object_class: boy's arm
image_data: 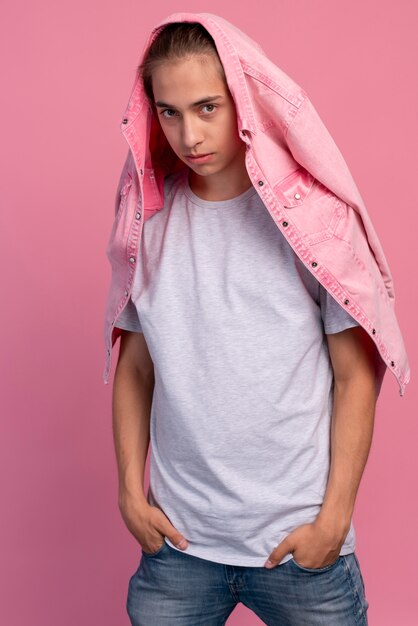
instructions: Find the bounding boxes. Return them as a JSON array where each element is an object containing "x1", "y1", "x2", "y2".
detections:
[
  {"x1": 112, "y1": 329, "x2": 155, "y2": 511},
  {"x1": 265, "y1": 325, "x2": 378, "y2": 568},
  {"x1": 112, "y1": 329, "x2": 190, "y2": 552},
  {"x1": 316, "y1": 325, "x2": 378, "y2": 533}
]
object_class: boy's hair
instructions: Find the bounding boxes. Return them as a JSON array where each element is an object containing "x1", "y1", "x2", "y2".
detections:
[{"x1": 138, "y1": 22, "x2": 227, "y2": 109}]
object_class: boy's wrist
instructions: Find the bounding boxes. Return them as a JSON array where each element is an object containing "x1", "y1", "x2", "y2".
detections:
[
  {"x1": 315, "y1": 508, "x2": 352, "y2": 540},
  {"x1": 118, "y1": 482, "x2": 148, "y2": 509}
]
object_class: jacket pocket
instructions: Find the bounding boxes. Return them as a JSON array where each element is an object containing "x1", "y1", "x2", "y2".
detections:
[
  {"x1": 274, "y1": 167, "x2": 345, "y2": 245},
  {"x1": 106, "y1": 171, "x2": 138, "y2": 267},
  {"x1": 114, "y1": 172, "x2": 133, "y2": 221}
]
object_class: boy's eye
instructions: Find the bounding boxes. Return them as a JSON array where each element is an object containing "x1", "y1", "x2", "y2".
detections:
[
  {"x1": 161, "y1": 109, "x2": 176, "y2": 118},
  {"x1": 160, "y1": 104, "x2": 217, "y2": 119}
]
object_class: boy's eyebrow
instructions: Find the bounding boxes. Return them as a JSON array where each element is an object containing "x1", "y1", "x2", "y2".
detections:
[{"x1": 154, "y1": 95, "x2": 224, "y2": 109}]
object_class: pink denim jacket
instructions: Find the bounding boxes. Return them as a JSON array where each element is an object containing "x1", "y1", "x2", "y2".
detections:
[{"x1": 103, "y1": 12, "x2": 410, "y2": 396}]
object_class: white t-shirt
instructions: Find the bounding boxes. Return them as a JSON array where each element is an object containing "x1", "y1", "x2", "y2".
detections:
[{"x1": 115, "y1": 167, "x2": 360, "y2": 566}]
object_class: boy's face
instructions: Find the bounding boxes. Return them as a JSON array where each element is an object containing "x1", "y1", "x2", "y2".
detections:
[{"x1": 152, "y1": 54, "x2": 246, "y2": 183}]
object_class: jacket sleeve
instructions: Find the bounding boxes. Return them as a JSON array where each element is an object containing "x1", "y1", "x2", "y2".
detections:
[{"x1": 285, "y1": 93, "x2": 395, "y2": 302}]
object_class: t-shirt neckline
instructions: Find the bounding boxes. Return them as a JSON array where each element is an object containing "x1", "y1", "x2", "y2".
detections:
[{"x1": 181, "y1": 168, "x2": 257, "y2": 209}]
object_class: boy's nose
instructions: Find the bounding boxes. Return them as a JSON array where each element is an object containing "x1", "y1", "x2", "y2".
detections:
[{"x1": 181, "y1": 118, "x2": 204, "y2": 149}]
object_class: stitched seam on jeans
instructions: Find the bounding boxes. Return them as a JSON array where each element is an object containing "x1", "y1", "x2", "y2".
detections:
[
  {"x1": 352, "y1": 554, "x2": 365, "y2": 593},
  {"x1": 342, "y1": 557, "x2": 366, "y2": 624}
]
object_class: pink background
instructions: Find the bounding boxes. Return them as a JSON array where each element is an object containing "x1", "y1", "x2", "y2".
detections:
[{"x1": 1, "y1": 1, "x2": 417, "y2": 624}]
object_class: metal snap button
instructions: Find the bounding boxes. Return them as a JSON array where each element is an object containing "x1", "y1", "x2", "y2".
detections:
[
  {"x1": 344, "y1": 299, "x2": 350, "y2": 305},
  {"x1": 129, "y1": 256, "x2": 136, "y2": 263},
  {"x1": 258, "y1": 180, "x2": 264, "y2": 186},
  {"x1": 135, "y1": 212, "x2": 141, "y2": 220},
  {"x1": 311, "y1": 261, "x2": 317, "y2": 267},
  {"x1": 282, "y1": 221, "x2": 288, "y2": 227},
  {"x1": 294, "y1": 193, "x2": 301, "y2": 200}
]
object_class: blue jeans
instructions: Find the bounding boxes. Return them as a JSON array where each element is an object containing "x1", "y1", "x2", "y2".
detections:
[{"x1": 126, "y1": 542, "x2": 369, "y2": 625}]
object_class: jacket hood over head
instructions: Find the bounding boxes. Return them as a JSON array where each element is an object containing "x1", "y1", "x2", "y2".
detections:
[
  {"x1": 119, "y1": 13, "x2": 394, "y2": 296},
  {"x1": 106, "y1": 12, "x2": 410, "y2": 396}
]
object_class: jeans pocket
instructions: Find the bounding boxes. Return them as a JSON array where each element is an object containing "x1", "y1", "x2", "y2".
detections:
[
  {"x1": 141, "y1": 540, "x2": 168, "y2": 558},
  {"x1": 290, "y1": 556, "x2": 341, "y2": 573}
]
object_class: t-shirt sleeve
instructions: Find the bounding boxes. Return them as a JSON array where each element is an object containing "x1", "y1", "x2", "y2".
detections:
[
  {"x1": 319, "y1": 285, "x2": 360, "y2": 334},
  {"x1": 114, "y1": 297, "x2": 143, "y2": 333}
]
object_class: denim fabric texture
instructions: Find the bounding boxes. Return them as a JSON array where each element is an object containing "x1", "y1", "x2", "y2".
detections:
[{"x1": 127, "y1": 542, "x2": 369, "y2": 625}]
